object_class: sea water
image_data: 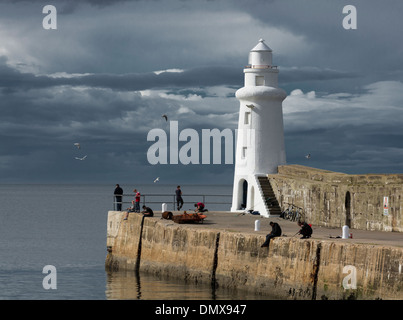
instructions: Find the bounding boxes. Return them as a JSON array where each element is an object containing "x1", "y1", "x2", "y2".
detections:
[{"x1": 0, "y1": 184, "x2": 270, "y2": 300}]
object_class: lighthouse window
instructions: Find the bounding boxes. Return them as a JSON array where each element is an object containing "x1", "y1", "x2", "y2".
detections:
[
  {"x1": 244, "y1": 112, "x2": 250, "y2": 125},
  {"x1": 255, "y1": 76, "x2": 264, "y2": 86},
  {"x1": 242, "y1": 147, "x2": 247, "y2": 159}
]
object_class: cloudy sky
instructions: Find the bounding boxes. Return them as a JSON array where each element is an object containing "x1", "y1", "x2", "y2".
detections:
[{"x1": 1, "y1": 0, "x2": 403, "y2": 185}]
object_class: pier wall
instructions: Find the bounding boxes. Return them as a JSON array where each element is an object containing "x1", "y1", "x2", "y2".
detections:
[
  {"x1": 105, "y1": 211, "x2": 403, "y2": 300},
  {"x1": 268, "y1": 165, "x2": 403, "y2": 232}
]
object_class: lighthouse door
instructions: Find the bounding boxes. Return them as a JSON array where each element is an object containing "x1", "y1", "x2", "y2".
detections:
[
  {"x1": 345, "y1": 191, "x2": 351, "y2": 227},
  {"x1": 242, "y1": 180, "x2": 248, "y2": 209}
]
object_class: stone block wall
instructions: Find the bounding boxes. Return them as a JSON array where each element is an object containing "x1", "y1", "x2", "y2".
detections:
[
  {"x1": 105, "y1": 211, "x2": 403, "y2": 299},
  {"x1": 268, "y1": 165, "x2": 403, "y2": 232}
]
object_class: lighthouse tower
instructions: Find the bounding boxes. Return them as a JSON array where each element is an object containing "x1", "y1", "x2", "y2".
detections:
[{"x1": 231, "y1": 39, "x2": 287, "y2": 217}]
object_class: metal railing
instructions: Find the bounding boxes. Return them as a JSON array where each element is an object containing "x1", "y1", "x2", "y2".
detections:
[{"x1": 113, "y1": 193, "x2": 232, "y2": 211}]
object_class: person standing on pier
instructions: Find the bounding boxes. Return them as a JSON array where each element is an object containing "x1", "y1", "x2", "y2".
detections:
[
  {"x1": 133, "y1": 189, "x2": 141, "y2": 213},
  {"x1": 176, "y1": 186, "x2": 184, "y2": 211},
  {"x1": 114, "y1": 184, "x2": 123, "y2": 211}
]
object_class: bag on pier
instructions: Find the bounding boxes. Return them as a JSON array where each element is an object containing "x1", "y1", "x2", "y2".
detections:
[
  {"x1": 172, "y1": 212, "x2": 206, "y2": 224},
  {"x1": 162, "y1": 211, "x2": 173, "y2": 220}
]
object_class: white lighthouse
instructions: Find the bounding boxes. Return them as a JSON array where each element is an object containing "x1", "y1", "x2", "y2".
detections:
[{"x1": 231, "y1": 39, "x2": 287, "y2": 217}]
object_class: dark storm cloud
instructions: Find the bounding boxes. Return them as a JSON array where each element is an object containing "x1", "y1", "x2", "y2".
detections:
[
  {"x1": 76, "y1": 67, "x2": 242, "y2": 91},
  {"x1": 0, "y1": 58, "x2": 238, "y2": 91},
  {"x1": 283, "y1": 81, "x2": 403, "y2": 174},
  {"x1": 3, "y1": 0, "x2": 131, "y2": 6},
  {"x1": 234, "y1": 0, "x2": 403, "y2": 85},
  {"x1": 281, "y1": 67, "x2": 357, "y2": 83},
  {"x1": 0, "y1": 0, "x2": 402, "y2": 183},
  {"x1": 0, "y1": 57, "x2": 357, "y2": 94}
]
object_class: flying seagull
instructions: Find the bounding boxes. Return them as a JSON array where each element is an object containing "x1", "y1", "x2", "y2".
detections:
[
  {"x1": 75, "y1": 155, "x2": 87, "y2": 161},
  {"x1": 154, "y1": 177, "x2": 160, "y2": 183},
  {"x1": 162, "y1": 114, "x2": 168, "y2": 121},
  {"x1": 305, "y1": 154, "x2": 311, "y2": 159},
  {"x1": 74, "y1": 143, "x2": 81, "y2": 149}
]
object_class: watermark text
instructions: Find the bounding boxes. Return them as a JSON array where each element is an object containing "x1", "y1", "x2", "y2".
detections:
[
  {"x1": 42, "y1": 5, "x2": 57, "y2": 30},
  {"x1": 147, "y1": 121, "x2": 240, "y2": 165},
  {"x1": 342, "y1": 5, "x2": 357, "y2": 30},
  {"x1": 42, "y1": 265, "x2": 57, "y2": 290},
  {"x1": 342, "y1": 265, "x2": 357, "y2": 289}
]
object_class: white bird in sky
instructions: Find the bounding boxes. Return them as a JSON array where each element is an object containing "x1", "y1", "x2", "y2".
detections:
[
  {"x1": 74, "y1": 143, "x2": 81, "y2": 149},
  {"x1": 162, "y1": 114, "x2": 168, "y2": 121},
  {"x1": 305, "y1": 154, "x2": 311, "y2": 159},
  {"x1": 154, "y1": 177, "x2": 160, "y2": 183},
  {"x1": 75, "y1": 155, "x2": 87, "y2": 161}
]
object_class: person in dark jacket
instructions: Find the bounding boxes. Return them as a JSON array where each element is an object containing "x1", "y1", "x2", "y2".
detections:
[
  {"x1": 175, "y1": 186, "x2": 184, "y2": 210},
  {"x1": 261, "y1": 221, "x2": 282, "y2": 247},
  {"x1": 141, "y1": 205, "x2": 154, "y2": 217},
  {"x1": 114, "y1": 184, "x2": 123, "y2": 211},
  {"x1": 298, "y1": 221, "x2": 313, "y2": 239}
]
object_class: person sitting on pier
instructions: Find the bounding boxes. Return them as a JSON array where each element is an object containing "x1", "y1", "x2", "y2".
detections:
[
  {"x1": 297, "y1": 221, "x2": 313, "y2": 239},
  {"x1": 194, "y1": 202, "x2": 207, "y2": 213},
  {"x1": 123, "y1": 205, "x2": 135, "y2": 220},
  {"x1": 261, "y1": 221, "x2": 282, "y2": 248},
  {"x1": 123, "y1": 205, "x2": 154, "y2": 220},
  {"x1": 141, "y1": 205, "x2": 154, "y2": 217}
]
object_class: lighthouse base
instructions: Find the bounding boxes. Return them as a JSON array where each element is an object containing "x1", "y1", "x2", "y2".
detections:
[{"x1": 231, "y1": 174, "x2": 281, "y2": 218}]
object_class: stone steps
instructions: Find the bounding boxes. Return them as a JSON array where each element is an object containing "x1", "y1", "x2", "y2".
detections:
[{"x1": 258, "y1": 176, "x2": 282, "y2": 215}]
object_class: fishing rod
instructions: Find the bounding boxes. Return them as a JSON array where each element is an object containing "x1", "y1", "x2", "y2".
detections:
[{"x1": 291, "y1": 230, "x2": 300, "y2": 238}]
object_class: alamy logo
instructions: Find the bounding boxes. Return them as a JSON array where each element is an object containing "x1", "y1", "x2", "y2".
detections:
[
  {"x1": 342, "y1": 265, "x2": 357, "y2": 290},
  {"x1": 342, "y1": 5, "x2": 357, "y2": 30},
  {"x1": 147, "y1": 121, "x2": 248, "y2": 165},
  {"x1": 42, "y1": 5, "x2": 57, "y2": 30},
  {"x1": 42, "y1": 265, "x2": 57, "y2": 290}
]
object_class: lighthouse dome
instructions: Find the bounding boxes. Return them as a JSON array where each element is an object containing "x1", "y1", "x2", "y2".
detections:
[{"x1": 248, "y1": 39, "x2": 273, "y2": 68}]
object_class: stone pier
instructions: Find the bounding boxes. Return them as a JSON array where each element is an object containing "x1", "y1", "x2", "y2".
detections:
[{"x1": 105, "y1": 211, "x2": 403, "y2": 300}]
